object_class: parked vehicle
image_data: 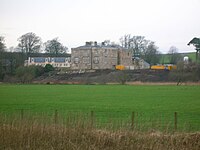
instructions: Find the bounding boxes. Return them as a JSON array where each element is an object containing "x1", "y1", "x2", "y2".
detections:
[
  {"x1": 115, "y1": 65, "x2": 125, "y2": 70},
  {"x1": 151, "y1": 64, "x2": 177, "y2": 71}
]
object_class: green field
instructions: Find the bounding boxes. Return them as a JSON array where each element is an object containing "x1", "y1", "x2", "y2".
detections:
[
  {"x1": 0, "y1": 84, "x2": 200, "y2": 130},
  {"x1": 160, "y1": 52, "x2": 196, "y2": 64}
]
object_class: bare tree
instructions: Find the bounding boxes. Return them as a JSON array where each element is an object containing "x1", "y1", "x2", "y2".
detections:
[
  {"x1": 120, "y1": 35, "x2": 161, "y2": 64},
  {"x1": 170, "y1": 61, "x2": 200, "y2": 85},
  {"x1": 120, "y1": 35, "x2": 150, "y2": 57},
  {"x1": 0, "y1": 36, "x2": 6, "y2": 52},
  {"x1": 142, "y1": 41, "x2": 160, "y2": 65},
  {"x1": 119, "y1": 34, "x2": 131, "y2": 48},
  {"x1": 168, "y1": 46, "x2": 181, "y2": 64},
  {"x1": 17, "y1": 32, "x2": 42, "y2": 53},
  {"x1": 0, "y1": 36, "x2": 6, "y2": 80},
  {"x1": 44, "y1": 38, "x2": 68, "y2": 54},
  {"x1": 130, "y1": 36, "x2": 149, "y2": 57}
]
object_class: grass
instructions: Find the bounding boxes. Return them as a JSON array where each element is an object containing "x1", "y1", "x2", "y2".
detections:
[
  {"x1": 160, "y1": 54, "x2": 171, "y2": 64},
  {"x1": 1, "y1": 119, "x2": 200, "y2": 150},
  {"x1": 186, "y1": 52, "x2": 196, "y2": 61},
  {"x1": 0, "y1": 84, "x2": 200, "y2": 131},
  {"x1": 160, "y1": 52, "x2": 197, "y2": 64}
]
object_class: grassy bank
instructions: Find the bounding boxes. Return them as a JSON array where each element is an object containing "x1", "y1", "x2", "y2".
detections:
[{"x1": 0, "y1": 119, "x2": 199, "y2": 150}]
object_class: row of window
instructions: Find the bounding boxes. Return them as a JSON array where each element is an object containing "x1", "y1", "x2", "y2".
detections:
[
  {"x1": 31, "y1": 58, "x2": 70, "y2": 63},
  {"x1": 30, "y1": 63, "x2": 70, "y2": 67},
  {"x1": 73, "y1": 57, "x2": 117, "y2": 64}
]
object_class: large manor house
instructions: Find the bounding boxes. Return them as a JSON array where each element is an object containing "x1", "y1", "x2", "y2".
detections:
[{"x1": 25, "y1": 42, "x2": 134, "y2": 70}]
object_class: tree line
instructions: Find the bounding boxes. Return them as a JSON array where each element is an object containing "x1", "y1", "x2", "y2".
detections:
[
  {"x1": 0, "y1": 32, "x2": 68, "y2": 54},
  {"x1": 0, "y1": 32, "x2": 70, "y2": 81},
  {"x1": 1, "y1": 32, "x2": 200, "y2": 63},
  {"x1": 119, "y1": 35, "x2": 160, "y2": 65},
  {"x1": 1, "y1": 32, "x2": 200, "y2": 83}
]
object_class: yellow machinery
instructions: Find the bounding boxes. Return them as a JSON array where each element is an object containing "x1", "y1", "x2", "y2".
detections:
[
  {"x1": 115, "y1": 64, "x2": 177, "y2": 71},
  {"x1": 151, "y1": 65, "x2": 165, "y2": 70},
  {"x1": 151, "y1": 65, "x2": 177, "y2": 71},
  {"x1": 167, "y1": 65, "x2": 177, "y2": 70},
  {"x1": 115, "y1": 65, "x2": 125, "y2": 70}
]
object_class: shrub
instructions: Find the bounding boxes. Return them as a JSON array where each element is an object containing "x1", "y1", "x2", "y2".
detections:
[
  {"x1": 44, "y1": 64, "x2": 54, "y2": 72},
  {"x1": 15, "y1": 65, "x2": 45, "y2": 83},
  {"x1": 115, "y1": 71, "x2": 130, "y2": 85},
  {"x1": 169, "y1": 61, "x2": 200, "y2": 84}
]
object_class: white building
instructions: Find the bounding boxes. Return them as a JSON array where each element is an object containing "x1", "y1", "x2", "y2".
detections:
[
  {"x1": 24, "y1": 57, "x2": 71, "y2": 68},
  {"x1": 183, "y1": 56, "x2": 189, "y2": 64}
]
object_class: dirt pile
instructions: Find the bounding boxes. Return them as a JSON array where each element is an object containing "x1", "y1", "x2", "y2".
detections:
[{"x1": 34, "y1": 69, "x2": 171, "y2": 84}]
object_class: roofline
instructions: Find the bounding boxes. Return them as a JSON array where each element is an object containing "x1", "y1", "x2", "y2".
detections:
[{"x1": 71, "y1": 46, "x2": 129, "y2": 50}]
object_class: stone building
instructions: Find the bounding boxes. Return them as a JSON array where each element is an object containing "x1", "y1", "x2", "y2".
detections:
[
  {"x1": 132, "y1": 57, "x2": 150, "y2": 69},
  {"x1": 71, "y1": 42, "x2": 132, "y2": 70}
]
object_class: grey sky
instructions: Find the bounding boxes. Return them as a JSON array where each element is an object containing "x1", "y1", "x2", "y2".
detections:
[{"x1": 1, "y1": 0, "x2": 200, "y2": 53}]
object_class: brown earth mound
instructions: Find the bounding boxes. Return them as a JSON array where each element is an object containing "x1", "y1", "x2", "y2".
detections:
[{"x1": 34, "y1": 69, "x2": 172, "y2": 84}]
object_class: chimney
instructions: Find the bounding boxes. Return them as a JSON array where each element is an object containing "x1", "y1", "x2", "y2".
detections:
[
  {"x1": 86, "y1": 42, "x2": 92, "y2": 46},
  {"x1": 94, "y1": 41, "x2": 97, "y2": 46}
]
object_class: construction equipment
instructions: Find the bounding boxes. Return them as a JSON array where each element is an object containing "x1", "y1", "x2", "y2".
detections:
[
  {"x1": 115, "y1": 65, "x2": 125, "y2": 70},
  {"x1": 151, "y1": 65, "x2": 176, "y2": 71}
]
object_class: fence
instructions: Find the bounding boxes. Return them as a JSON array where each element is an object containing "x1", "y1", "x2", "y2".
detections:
[{"x1": 0, "y1": 109, "x2": 199, "y2": 132}]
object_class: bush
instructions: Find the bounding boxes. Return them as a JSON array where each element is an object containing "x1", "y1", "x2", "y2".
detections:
[
  {"x1": 169, "y1": 61, "x2": 200, "y2": 84},
  {"x1": 15, "y1": 65, "x2": 45, "y2": 83},
  {"x1": 44, "y1": 64, "x2": 54, "y2": 72},
  {"x1": 115, "y1": 71, "x2": 130, "y2": 85}
]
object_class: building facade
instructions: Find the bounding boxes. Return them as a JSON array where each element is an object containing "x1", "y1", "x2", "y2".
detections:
[
  {"x1": 71, "y1": 42, "x2": 132, "y2": 70},
  {"x1": 25, "y1": 57, "x2": 71, "y2": 68},
  {"x1": 132, "y1": 57, "x2": 150, "y2": 69}
]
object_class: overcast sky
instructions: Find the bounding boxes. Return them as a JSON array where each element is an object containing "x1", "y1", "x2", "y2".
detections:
[{"x1": 1, "y1": 0, "x2": 200, "y2": 53}]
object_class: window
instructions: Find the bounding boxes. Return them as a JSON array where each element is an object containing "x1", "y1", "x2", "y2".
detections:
[
  {"x1": 104, "y1": 49, "x2": 108, "y2": 57},
  {"x1": 94, "y1": 50, "x2": 98, "y2": 55},
  {"x1": 74, "y1": 57, "x2": 79, "y2": 64},
  {"x1": 83, "y1": 56, "x2": 90, "y2": 64},
  {"x1": 93, "y1": 57, "x2": 99, "y2": 64}
]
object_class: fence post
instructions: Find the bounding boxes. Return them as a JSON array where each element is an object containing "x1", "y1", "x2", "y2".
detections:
[
  {"x1": 90, "y1": 110, "x2": 94, "y2": 128},
  {"x1": 54, "y1": 109, "x2": 58, "y2": 124},
  {"x1": 131, "y1": 111, "x2": 135, "y2": 129},
  {"x1": 21, "y1": 109, "x2": 24, "y2": 120},
  {"x1": 174, "y1": 112, "x2": 177, "y2": 131}
]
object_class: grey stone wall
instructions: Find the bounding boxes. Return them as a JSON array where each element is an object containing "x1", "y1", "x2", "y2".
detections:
[
  {"x1": 119, "y1": 50, "x2": 132, "y2": 66},
  {"x1": 71, "y1": 46, "x2": 132, "y2": 70}
]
